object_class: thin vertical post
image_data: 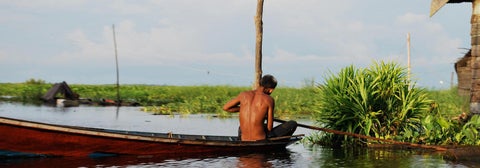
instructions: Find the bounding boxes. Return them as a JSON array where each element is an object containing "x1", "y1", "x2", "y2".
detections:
[
  {"x1": 451, "y1": 71, "x2": 454, "y2": 88},
  {"x1": 407, "y1": 33, "x2": 411, "y2": 83},
  {"x1": 112, "y1": 24, "x2": 120, "y2": 105}
]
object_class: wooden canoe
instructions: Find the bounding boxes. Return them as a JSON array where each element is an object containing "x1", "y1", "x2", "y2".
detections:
[{"x1": 0, "y1": 116, "x2": 302, "y2": 157}]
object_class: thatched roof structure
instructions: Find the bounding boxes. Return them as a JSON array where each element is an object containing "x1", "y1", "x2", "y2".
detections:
[
  {"x1": 447, "y1": 0, "x2": 472, "y2": 2},
  {"x1": 41, "y1": 81, "x2": 79, "y2": 102},
  {"x1": 455, "y1": 49, "x2": 472, "y2": 96},
  {"x1": 430, "y1": 0, "x2": 471, "y2": 17}
]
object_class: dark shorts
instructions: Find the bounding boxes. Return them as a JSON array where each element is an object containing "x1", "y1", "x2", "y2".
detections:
[{"x1": 267, "y1": 120, "x2": 297, "y2": 138}]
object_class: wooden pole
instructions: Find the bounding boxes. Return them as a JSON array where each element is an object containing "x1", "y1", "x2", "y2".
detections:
[
  {"x1": 451, "y1": 71, "x2": 454, "y2": 88},
  {"x1": 254, "y1": 0, "x2": 264, "y2": 89},
  {"x1": 112, "y1": 24, "x2": 120, "y2": 105},
  {"x1": 407, "y1": 33, "x2": 411, "y2": 83}
]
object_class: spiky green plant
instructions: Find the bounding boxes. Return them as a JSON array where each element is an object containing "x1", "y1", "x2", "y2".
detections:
[{"x1": 314, "y1": 61, "x2": 432, "y2": 146}]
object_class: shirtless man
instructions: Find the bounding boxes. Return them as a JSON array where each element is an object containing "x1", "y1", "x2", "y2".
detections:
[{"x1": 223, "y1": 75, "x2": 296, "y2": 141}]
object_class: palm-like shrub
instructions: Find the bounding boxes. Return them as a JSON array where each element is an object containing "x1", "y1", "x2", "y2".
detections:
[{"x1": 314, "y1": 61, "x2": 432, "y2": 146}]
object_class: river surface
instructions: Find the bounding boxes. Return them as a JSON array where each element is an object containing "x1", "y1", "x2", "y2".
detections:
[{"x1": 0, "y1": 102, "x2": 477, "y2": 167}]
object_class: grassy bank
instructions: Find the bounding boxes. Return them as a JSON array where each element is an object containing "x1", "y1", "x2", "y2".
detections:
[
  {"x1": 0, "y1": 79, "x2": 468, "y2": 118},
  {"x1": 0, "y1": 81, "x2": 317, "y2": 117}
]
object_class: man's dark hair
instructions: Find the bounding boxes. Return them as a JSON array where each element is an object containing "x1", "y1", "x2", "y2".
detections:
[{"x1": 260, "y1": 74, "x2": 277, "y2": 89}]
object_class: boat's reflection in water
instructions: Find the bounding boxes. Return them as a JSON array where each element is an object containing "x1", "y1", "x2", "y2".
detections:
[{"x1": 0, "y1": 150, "x2": 298, "y2": 167}]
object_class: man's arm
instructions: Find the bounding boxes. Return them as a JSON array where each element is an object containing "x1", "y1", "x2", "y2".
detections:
[
  {"x1": 266, "y1": 98, "x2": 274, "y2": 131},
  {"x1": 223, "y1": 95, "x2": 241, "y2": 112}
]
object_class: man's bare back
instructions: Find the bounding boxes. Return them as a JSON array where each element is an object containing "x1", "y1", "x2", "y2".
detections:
[
  {"x1": 223, "y1": 89, "x2": 274, "y2": 141},
  {"x1": 223, "y1": 75, "x2": 277, "y2": 141}
]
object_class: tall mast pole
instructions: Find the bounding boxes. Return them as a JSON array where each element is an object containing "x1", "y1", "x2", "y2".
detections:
[
  {"x1": 254, "y1": 0, "x2": 264, "y2": 89},
  {"x1": 112, "y1": 24, "x2": 120, "y2": 105}
]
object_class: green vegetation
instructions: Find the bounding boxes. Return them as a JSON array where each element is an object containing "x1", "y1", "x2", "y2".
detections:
[
  {"x1": 0, "y1": 81, "x2": 316, "y2": 117},
  {"x1": 1, "y1": 62, "x2": 478, "y2": 146},
  {"x1": 0, "y1": 79, "x2": 50, "y2": 104},
  {"x1": 308, "y1": 61, "x2": 479, "y2": 146}
]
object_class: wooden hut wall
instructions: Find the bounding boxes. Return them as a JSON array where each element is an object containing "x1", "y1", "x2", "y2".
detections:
[{"x1": 455, "y1": 50, "x2": 471, "y2": 96}]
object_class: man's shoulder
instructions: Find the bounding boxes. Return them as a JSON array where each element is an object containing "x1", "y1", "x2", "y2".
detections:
[
  {"x1": 240, "y1": 90, "x2": 255, "y2": 95},
  {"x1": 257, "y1": 93, "x2": 274, "y2": 101},
  {"x1": 263, "y1": 95, "x2": 274, "y2": 101}
]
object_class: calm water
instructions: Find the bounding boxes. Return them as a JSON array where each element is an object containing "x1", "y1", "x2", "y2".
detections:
[{"x1": 0, "y1": 102, "x2": 476, "y2": 167}]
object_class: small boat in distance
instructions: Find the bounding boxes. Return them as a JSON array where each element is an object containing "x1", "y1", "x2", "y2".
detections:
[{"x1": 0, "y1": 116, "x2": 302, "y2": 157}]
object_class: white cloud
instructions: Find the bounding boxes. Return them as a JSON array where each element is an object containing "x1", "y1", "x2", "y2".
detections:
[
  {"x1": 0, "y1": 0, "x2": 472, "y2": 87},
  {"x1": 108, "y1": 1, "x2": 153, "y2": 15},
  {"x1": 51, "y1": 29, "x2": 112, "y2": 65},
  {"x1": 397, "y1": 12, "x2": 427, "y2": 24},
  {"x1": 394, "y1": 12, "x2": 464, "y2": 65},
  {"x1": 45, "y1": 17, "x2": 254, "y2": 72}
]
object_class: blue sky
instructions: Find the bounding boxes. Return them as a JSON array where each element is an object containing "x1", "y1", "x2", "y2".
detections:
[{"x1": 0, "y1": 1, "x2": 473, "y2": 88}]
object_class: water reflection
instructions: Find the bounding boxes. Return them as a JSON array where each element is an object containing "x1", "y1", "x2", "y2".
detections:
[
  {"x1": 237, "y1": 154, "x2": 271, "y2": 168},
  {"x1": 0, "y1": 102, "x2": 478, "y2": 167},
  {"x1": 302, "y1": 144, "x2": 460, "y2": 168},
  {"x1": 236, "y1": 151, "x2": 298, "y2": 168},
  {"x1": 0, "y1": 152, "x2": 299, "y2": 167}
]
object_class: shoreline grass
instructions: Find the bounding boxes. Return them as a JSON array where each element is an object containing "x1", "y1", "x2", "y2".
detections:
[
  {"x1": 0, "y1": 81, "x2": 466, "y2": 117},
  {"x1": 0, "y1": 82, "x2": 317, "y2": 118}
]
